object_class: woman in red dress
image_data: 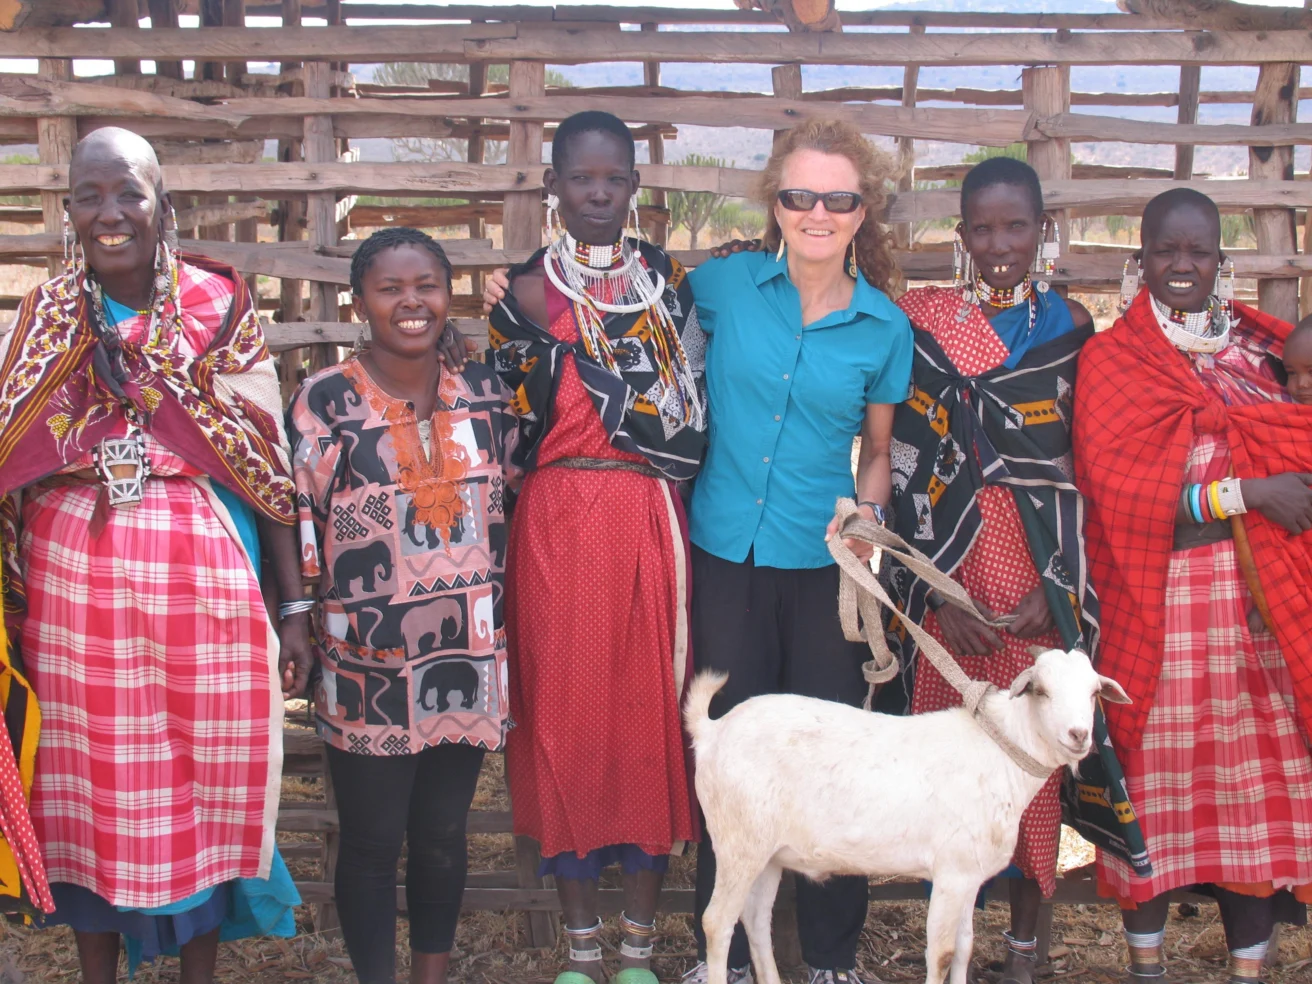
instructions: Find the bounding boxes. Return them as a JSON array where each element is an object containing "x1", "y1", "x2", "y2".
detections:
[{"x1": 488, "y1": 112, "x2": 707, "y2": 984}]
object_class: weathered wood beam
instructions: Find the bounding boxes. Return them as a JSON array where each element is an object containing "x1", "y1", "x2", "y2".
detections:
[
  {"x1": 36, "y1": 59, "x2": 76, "y2": 280},
  {"x1": 1118, "y1": 0, "x2": 1312, "y2": 32},
  {"x1": 0, "y1": 76, "x2": 245, "y2": 126},
  {"x1": 145, "y1": 0, "x2": 183, "y2": 79},
  {"x1": 6, "y1": 26, "x2": 1312, "y2": 66},
  {"x1": 108, "y1": 0, "x2": 141, "y2": 75},
  {"x1": 1249, "y1": 62, "x2": 1300, "y2": 324},
  {"x1": 501, "y1": 61, "x2": 545, "y2": 253},
  {"x1": 0, "y1": 0, "x2": 106, "y2": 30},
  {"x1": 1174, "y1": 64, "x2": 1201, "y2": 180},
  {"x1": 1025, "y1": 65, "x2": 1071, "y2": 263},
  {"x1": 916, "y1": 163, "x2": 1182, "y2": 182}
]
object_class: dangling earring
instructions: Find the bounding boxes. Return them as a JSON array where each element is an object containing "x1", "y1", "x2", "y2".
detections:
[
  {"x1": 63, "y1": 209, "x2": 84, "y2": 282},
  {"x1": 847, "y1": 240, "x2": 859, "y2": 280},
  {"x1": 1033, "y1": 215, "x2": 1058, "y2": 293},
  {"x1": 953, "y1": 231, "x2": 976, "y2": 304},
  {"x1": 628, "y1": 193, "x2": 642, "y2": 244},
  {"x1": 352, "y1": 322, "x2": 371, "y2": 354},
  {"x1": 162, "y1": 203, "x2": 180, "y2": 253},
  {"x1": 775, "y1": 237, "x2": 786, "y2": 263},
  {"x1": 1119, "y1": 256, "x2": 1141, "y2": 312},
  {"x1": 1215, "y1": 255, "x2": 1235, "y2": 325},
  {"x1": 545, "y1": 193, "x2": 563, "y2": 242}
]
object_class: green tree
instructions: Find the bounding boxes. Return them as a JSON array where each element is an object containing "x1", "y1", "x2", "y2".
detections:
[
  {"x1": 962, "y1": 143, "x2": 1028, "y2": 165},
  {"x1": 709, "y1": 202, "x2": 743, "y2": 244},
  {"x1": 665, "y1": 154, "x2": 728, "y2": 250},
  {"x1": 736, "y1": 207, "x2": 765, "y2": 241},
  {"x1": 373, "y1": 62, "x2": 572, "y2": 164}
]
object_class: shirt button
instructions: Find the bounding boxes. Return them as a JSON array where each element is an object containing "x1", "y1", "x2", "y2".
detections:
[
  {"x1": 795, "y1": 334, "x2": 801, "y2": 340},
  {"x1": 763, "y1": 456, "x2": 770, "y2": 463},
  {"x1": 783, "y1": 373, "x2": 789, "y2": 380},
  {"x1": 774, "y1": 414, "x2": 781, "y2": 421},
  {"x1": 756, "y1": 498, "x2": 763, "y2": 505}
]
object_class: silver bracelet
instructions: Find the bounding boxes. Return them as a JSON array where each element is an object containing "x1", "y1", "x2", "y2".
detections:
[
  {"x1": 278, "y1": 599, "x2": 316, "y2": 619},
  {"x1": 1216, "y1": 477, "x2": 1247, "y2": 517}
]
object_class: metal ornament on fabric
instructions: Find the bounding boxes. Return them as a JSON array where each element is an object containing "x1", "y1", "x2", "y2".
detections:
[{"x1": 93, "y1": 432, "x2": 152, "y2": 507}]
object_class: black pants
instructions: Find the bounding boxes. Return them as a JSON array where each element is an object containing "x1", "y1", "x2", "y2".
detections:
[
  {"x1": 691, "y1": 546, "x2": 870, "y2": 971},
  {"x1": 1209, "y1": 885, "x2": 1307, "y2": 950},
  {"x1": 326, "y1": 741, "x2": 486, "y2": 984}
]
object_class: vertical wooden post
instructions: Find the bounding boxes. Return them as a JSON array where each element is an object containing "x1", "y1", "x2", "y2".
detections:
[
  {"x1": 277, "y1": 0, "x2": 306, "y2": 400},
  {"x1": 502, "y1": 61, "x2": 546, "y2": 253},
  {"x1": 198, "y1": 0, "x2": 224, "y2": 83},
  {"x1": 316, "y1": 744, "x2": 342, "y2": 937},
  {"x1": 223, "y1": 0, "x2": 249, "y2": 85},
  {"x1": 146, "y1": 0, "x2": 183, "y2": 80},
  {"x1": 224, "y1": 0, "x2": 257, "y2": 294},
  {"x1": 305, "y1": 60, "x2": 340, "y2": 370},
  {"x1": 467, "y1": 60, "x2": 488, "y2": 295},
  {"x1": 1023, "y1": 65, "x2": 1072, "y2": 286},
  {"x1": 642, "y1": 24, "x2": 668, "y2": 248},
  {"x1": 1173, "y1": 65, "x2": 1201, "y2": 180},
  {"x1": 771, "y1": 64, "x2": 803, "y2": 151},
  {"x1": 37, "y1": 59, "x2": 77, "y2": 280},
  {"x1": 1249, "y1": 62, "x2": 1300, "y2": 324},
  {"x1": 893, "y1": 25, "x2": 924, "y2": 282},
  {"x1": 108, "y1": 0, "x2": 141, "y2": 76}
]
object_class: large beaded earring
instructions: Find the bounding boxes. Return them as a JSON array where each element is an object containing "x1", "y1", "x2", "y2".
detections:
[
  {"x1": 1119, "y1": 255, "x2": 1142, "y2": 312},
  {"x1": 1215, "y1": 254, "x2": 1235, "y2": 325},
  {"x1": 953, "y1": 230, "x2": 977, "y2": 304},
  {"x1": 1032, "y1": 215, "x2": 1058, "y2": 293},
  {"x1": 352, "y1": 321, "x2": 372, "y2": 355},
  {"x1": 63, "y1": 208, "x2": 85, "y2": 281},
  {"x1": 545, "y1": 193, "x2": 563, "y2": 242},
  {"x1": 628, "y1": 192, "x2": 642, "y2": 244}
]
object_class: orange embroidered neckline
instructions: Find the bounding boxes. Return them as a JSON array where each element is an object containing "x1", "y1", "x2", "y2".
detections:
[{"x1": 342, "y1": 356, "x2": 470, "y2": 548}]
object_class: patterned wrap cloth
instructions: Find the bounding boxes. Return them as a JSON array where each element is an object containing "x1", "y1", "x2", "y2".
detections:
[
  {"x1": 0, "y1": 256, "x2": 291, "y2": 909},
  {"x1": 887, "y1": 286, "x2": 1101, "y2": 896},
  {"x1": 287, "y1": 356, "x2": 519, "y2": 755},
  {"x1": 1075, "y1": 289, "x2": 1312, "y2": 902}
]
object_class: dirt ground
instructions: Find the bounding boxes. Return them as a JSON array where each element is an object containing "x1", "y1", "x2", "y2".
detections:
[{"x1": 3, "y1": 752, "x2": 1308, "y2": 984}]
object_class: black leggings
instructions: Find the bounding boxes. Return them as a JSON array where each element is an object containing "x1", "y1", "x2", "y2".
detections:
[{"x1": 326, "y1": 741, "x2": 485, "y2": 984}]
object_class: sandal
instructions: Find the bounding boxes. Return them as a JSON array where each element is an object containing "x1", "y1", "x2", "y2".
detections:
[{"x1": 556, "y1": 918, "x2": 605, "y2": 984}]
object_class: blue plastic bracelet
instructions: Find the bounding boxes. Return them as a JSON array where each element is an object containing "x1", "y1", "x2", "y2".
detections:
[{"x1": 1191, "y1": 484, "x2": 1206, "y2": 524}]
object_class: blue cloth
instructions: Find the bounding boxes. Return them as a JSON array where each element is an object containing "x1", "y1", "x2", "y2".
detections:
[
  {"x1": 687, "y1": 250, "x2": 914, "y2": 569},
  {"x1": 538, "y1": 844, "x2": 669, "y2": 881},
  {"x1": 102, "y1": 293, "x2": 141, "y2": 328},
  {"x1": 992, "y1": 289, "x2": 1077, "y2": 369},
  {"x1": 211, "y1": 481, "x2": 262, "y2": 570},
  {"x1": 46, "y1": 849, "x2": 300, "y2": 975}
]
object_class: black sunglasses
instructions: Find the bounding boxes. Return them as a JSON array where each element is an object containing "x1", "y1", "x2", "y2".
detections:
[{"x1": 776, "y1": 189, "x2": 864, "y2": 214}]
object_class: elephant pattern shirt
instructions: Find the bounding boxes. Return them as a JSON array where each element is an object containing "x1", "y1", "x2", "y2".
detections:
[{"x1": 287, "y1": 355, "x2": 519, "y2": 755}]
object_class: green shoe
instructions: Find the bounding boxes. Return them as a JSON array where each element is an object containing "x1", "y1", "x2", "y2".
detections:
[
  {"x1": 555, "y1": 973, "x2": 603, "y2": 984},
  {"x1": 614, "y1": 969, "x2": 660, "y2": 984}
]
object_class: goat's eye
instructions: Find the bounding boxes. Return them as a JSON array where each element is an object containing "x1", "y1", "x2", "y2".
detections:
[{"x1": 1031, "y1": 688, "x2": 1048, "y2": 699}]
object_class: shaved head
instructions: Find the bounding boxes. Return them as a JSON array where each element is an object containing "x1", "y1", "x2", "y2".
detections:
[
  {"x1": 1141, "y1": 187, "x2": 1220, "y2": 245},
  {"x1": 70, "y1": 126, "x2": 163, "y2": 194}
]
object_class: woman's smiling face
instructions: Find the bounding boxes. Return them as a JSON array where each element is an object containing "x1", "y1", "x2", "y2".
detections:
[
  {"x1": 1139, "y1": 203, "x2": 1222, "y2": 314},
  {"x1": 773, "y1": 149, "x2": 867, "y2": 270},
  {"x1": 351, "y1": 244, "x2": 451, "y2": 360},
  {"x1": 959, "y1": 182, "x2": 1041, "y2": 293},
  {"x1": 67, "y1": 155, "x2": 163, "y2": 284}
]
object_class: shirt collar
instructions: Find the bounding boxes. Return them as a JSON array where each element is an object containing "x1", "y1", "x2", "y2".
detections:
[{"x1": 752, "y1": 248, "x2": 890, "y2": 321}]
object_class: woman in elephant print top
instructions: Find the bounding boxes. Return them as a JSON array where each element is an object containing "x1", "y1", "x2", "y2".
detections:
[{"x1": 286, "y1": 228, "x2": 519, "y2": 984}]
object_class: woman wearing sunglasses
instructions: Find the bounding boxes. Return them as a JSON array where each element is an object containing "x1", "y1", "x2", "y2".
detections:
[{"x1": 683, "y1": 118, "x2": 911, "y2": 984}]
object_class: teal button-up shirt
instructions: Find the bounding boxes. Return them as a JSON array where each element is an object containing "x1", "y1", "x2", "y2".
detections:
[{"x1": 688, "y1": 250, "x2": 913, "y2": 569}]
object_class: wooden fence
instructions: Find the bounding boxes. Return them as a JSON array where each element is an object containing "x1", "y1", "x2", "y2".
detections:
[{"x1": 3, "y1": 0, "x2": 1308, "y2": 959}]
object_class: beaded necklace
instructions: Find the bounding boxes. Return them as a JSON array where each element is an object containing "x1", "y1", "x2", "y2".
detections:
[
  {"x1": 967, "y1": 273, "x2": 1038, "y2": 337},
  {"x1": 1149, "y1": 293, "x2": 1230, "y2": 355}
]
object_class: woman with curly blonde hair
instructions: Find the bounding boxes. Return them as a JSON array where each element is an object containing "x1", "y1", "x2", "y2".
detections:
[{"x1": 684, "y1": 118, "x2": 912, "y2": 984}]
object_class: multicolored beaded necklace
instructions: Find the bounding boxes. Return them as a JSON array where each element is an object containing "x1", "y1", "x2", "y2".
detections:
[{"x1": 970, "y1": 273, "x2": 1038, "y2": 335}]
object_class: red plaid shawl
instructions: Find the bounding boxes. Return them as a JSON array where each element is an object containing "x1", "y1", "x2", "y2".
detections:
[{"x1": 1073, "y1": 289, "x2": 1312, "y2": 751}]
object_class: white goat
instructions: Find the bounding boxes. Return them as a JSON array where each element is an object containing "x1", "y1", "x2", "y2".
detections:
[{"x1": 685, "y1": 648, "x2": 1130, "y2": 984}]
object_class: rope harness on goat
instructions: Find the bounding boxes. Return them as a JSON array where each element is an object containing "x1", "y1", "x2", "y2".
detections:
[{"x1": 827, "y1": 498, "x2": 1054, "y2": 780}]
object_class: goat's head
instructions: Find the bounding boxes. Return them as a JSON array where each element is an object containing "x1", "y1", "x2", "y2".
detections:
[{"x1": 1008, "y1": 649, "x2": 1130, "y2": 767}]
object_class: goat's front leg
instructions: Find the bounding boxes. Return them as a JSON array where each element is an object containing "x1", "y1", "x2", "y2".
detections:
[
  {"x1": 948, "y1": 883, "x2": 978, "y2": 984},
  {"x1": 702, "y1": 857, "x2": 764, "y2": 984},
  {"x1": 923, "y1": 877, "x2": 975, "y2": 984},
  {"x1": 740, "y1": 863, "x2": 784, "y2": 984}
]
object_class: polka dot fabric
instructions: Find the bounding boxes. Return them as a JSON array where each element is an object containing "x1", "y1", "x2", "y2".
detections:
[
  {"x1": 503, "y1": 312, "x2": 696, "y2": 860},
  {"x1": 901, "y1": 287, "x2": 1063, "y2": 896}
]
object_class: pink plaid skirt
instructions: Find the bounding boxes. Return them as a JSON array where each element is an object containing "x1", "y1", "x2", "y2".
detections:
[
  {"x1": 1098, "y1": 441, "x2": 1312, "y2": 900},
  {"x1": 19, "y1": 452, "x2": 281, "y2": 908}
]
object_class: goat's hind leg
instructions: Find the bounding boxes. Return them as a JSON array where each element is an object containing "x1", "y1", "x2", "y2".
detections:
[
  {"x1": 922, "y1": 877, "x2": 976, "y2": 984},
  {"x1": 948, "y1": 882, "x2": 978, "y2": 984},
  {"x1": 702, "y1": 856, "x2": 766, "y2": 984},
  {"x1": 740, "y1": 862, "x2": 785, "y2": 984}
]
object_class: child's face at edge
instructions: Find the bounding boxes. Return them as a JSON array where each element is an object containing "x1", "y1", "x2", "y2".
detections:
[
  {"x1": 1283, "y1": 329, "x2": 1312, "y2": 406},
  {"x1": 351, "y1": 244, "x2": 451, "y2": 361}
]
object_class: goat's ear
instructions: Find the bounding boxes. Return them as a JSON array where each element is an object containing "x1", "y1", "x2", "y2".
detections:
[
  {"x1": 1009, "y1": 667, "x2": 1036, "y2": 699},
  {"x1": 1097, "y1": 675, "x2": 1132, "y2": 705}
]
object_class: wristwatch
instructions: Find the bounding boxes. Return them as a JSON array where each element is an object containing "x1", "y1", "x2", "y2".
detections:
[{"x1": 858, "y1": 500, "x2": 888, "y2": 526}]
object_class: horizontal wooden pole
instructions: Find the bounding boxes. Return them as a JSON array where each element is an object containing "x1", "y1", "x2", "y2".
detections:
[
  {"x1": 6, "y1": 25, "x2": 1312, "y2": 65},
  {"x1": 279, "y1": 803, "x2": 514, "y2": 834},
  {"x1": 916, "y1": 163, "x2": 1181, "y2": 182},
  {"x1": 246, "y1": 3, "x2": 1311, "y2": 32},
  {"x1": 349, "y1": 201, "x2": 669, "y2": 228}
]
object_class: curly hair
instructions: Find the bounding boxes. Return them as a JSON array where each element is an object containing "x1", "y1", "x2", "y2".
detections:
[
  {"x1": 350, "y1": 226, "x2": 453, "y2": 297},
  {"x1": 757, "y1": 119, "x2": 901, "y2": 295}
]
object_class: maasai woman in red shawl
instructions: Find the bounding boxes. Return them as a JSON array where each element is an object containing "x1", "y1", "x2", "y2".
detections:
[
  {"x1": 886, "y1": 158, "x2": 1100, "y2": 984},
  {"x1": 0, "y1": 128, "x2": 312, "y2": 982},
  {"x1": 487, "y1": 113, "x2": 706, "y2": 984},
  {"x1": 1074, "y1": 189, "x2": 1312, "y2": 984}
]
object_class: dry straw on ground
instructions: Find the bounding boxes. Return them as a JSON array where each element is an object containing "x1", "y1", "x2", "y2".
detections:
[{"x1": 2, "y1": 753, "x2": 1308, "y2": 984}]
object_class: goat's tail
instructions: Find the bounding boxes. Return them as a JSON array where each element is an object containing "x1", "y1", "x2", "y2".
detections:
[{"x1": 683, "y1": 671, "x2": 728, "y2": 749}]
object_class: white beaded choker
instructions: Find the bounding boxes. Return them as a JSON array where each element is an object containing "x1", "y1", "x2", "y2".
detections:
[{"x1": 1150, "y1": 294, "x2": 1230, "y2": 355}]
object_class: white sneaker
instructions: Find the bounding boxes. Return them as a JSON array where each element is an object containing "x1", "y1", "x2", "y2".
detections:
[{"x1": 681, "y1": 961, "x2": 754, "y2": 984}]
